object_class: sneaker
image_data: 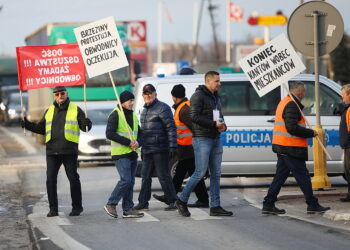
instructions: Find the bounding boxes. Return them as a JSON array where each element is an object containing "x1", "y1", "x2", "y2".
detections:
[
  {"x1": 262, "y1": 206, "x2": 286, "y2": 215},
  {"x1": 307, "y1": 205, "x2": 330, "y2": 214},
  {"x1": 123, "y1": 208, "x2": 144, "y2": 218},
  {"x1": 164, "y1": 203, "x2": 177, "y2": 211},
  {"x1": 340, "y1": 196, "x2": 350, "y2": 202},
  {"x1": 47, "y1": 210, "x2": 58, "y2": 217},
  {"x1": 134, "y1": 203, "x2": 149, "y2": 211},
  {"x1": 187, "y1": 200, "x2": 209, "y2": 208},
  {"x1": 153, "y1": 194, "x2": 170, "y2": 205},
  {"x1": 210, "y1": 206, "x2": 233, "y2": 216},
  {"x1": 175, "y1": 199, "x2": 191, "y2": 217},
  {"x1": 69, "y1": 207, "x2": 83, "y2": 216},
  {"x1": 104, "y1": 205, "x2": 118, "y2": 218}
]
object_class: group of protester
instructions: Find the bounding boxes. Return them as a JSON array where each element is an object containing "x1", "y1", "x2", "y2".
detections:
[{"x1": 21, "y1": 68, "x2": 350, "y2": 219}]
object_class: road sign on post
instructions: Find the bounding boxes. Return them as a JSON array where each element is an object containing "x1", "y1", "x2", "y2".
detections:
[{"x1": 288, "y1": 1, "x2": 344, "y2": 189}]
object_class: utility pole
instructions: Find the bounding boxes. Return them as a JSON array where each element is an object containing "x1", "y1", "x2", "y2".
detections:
[
  {"x1": 208, "y1": 0, "x2": 221, "y2": 66},
  {"x1": 192, "y1": 0, "x2": 205, "y2": 66}
]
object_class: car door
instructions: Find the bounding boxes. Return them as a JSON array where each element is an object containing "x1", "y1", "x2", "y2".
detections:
[{"x1": 219, "y1": 80, "x2": 281, "y2": 175}]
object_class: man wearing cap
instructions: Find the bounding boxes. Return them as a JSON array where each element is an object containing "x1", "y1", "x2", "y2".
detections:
[
  {"x1": 153, "y1": 84, "x2": 209, "y2": 208},
  {"x1": 103, "y1": 90, "x2": 144, "y2": 218},
  {"x1": 134, "y1": 84, "x2": 178, "y2": 210},
  {"x1": 21, "y1": 86, "x2": 92, "y2": 217}
]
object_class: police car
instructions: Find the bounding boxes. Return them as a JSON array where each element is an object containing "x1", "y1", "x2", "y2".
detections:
[{"x1": 133, "y1": 73, "x2": 343, "y2": 177}]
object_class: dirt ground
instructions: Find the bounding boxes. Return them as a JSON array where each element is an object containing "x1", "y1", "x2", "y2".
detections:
[{"x1": 0, "y1": 168, "x2": 32, "y2": 250}]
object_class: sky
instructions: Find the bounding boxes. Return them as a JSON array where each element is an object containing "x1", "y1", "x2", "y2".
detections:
[{"x1": 0, "y1": 0, "x2": 349, "y2": 56}]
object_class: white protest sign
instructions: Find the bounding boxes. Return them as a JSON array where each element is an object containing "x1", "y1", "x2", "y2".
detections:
[
  {"x1": 74, "y1": 16, "x2": 129, "y2": 78},
  {"x1": 239, "y1": 34, "x2": 306, "y2": 97}
]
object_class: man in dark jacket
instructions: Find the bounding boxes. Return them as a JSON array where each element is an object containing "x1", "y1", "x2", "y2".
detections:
[
  {"x1": 262, "y1": 82, "x2": 330, "y2": 215},
  {"x1": 175, "y1": 71, "x2": 233, "y2": 217},
  {"x1": 153, "y1": 84, "x2": 209, "y2": 208},
  {"x1": 21, "y1": 86, "x2": 92, "y2": 217},
  {"x1": 134, "y1": 84, "x2": 178, "y2": 210},
  {"x1": 339, "y1": 84, "x2": 350, "y2": 202},
  {"x1": 103, "y1": 90, "x2": 144, "y2": 218}
]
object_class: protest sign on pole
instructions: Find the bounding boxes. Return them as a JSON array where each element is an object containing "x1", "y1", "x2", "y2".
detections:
[
  {"x1": 16, "y1": 43, "x2": 86, "y2": 133},
  {"x1": 73, "y1": 16, "x2": 129, "y2": 78},
  {"x1": 239, "y1": 33, "x2": 305, "y2": 97},
  {"x1": 74, "y1": 16, "x2": 132, "y2": 140},
  {"x1": 16, "y1": 43, "x2": 85, "y2": 91}
]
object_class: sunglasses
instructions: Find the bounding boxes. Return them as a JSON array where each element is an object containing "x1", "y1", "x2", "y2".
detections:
[{"x1": 54, "y1": 91, "x2": 66, "y2": 97}]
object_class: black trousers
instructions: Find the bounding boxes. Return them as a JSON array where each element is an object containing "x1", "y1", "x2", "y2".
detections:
[
  {"x1": 344, "y1": 148, "x2": 350, "y2": 193},
  {"x1": 263, "y1": 154, "x2": 318, "y2": 208},
  {"x1": 173, "y1": 157, "x2": 209, "y2": 203},
  {"x1": 46, "y1": 154, "x2": 82, "y2": 211}
]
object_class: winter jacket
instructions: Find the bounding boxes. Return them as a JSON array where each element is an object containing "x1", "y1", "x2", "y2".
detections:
[
  {"x1": 24, "y1": 98, "x2": 91, "y2": 155},
  {"x1": 339, "y1": 104, "x2": 350, "y2": 149},
  {"x1": 272, "y1": 95, "x2": 314, "y2": 160},
  {"x1": 140, "y1": 98, "x2": 177, "y2": 154},
  {"x1": 190, "y1": 85, "x2": 226, "y2": 139},
  {"x1": 105, "y1": 107, "x2": 142, "y2": 160}
]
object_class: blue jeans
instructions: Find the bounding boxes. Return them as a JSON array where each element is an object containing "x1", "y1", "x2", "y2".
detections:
[
  {"x1": 179, "y1": 137, "x2": 223, "y2": 207},
  {"x1": 263, "y1": 154, "x2": 318, "y2": 208},
  {"x1": 138, "y1": 152, "x2": 177, "y2": 206},
  {"x1": 107, "y1": 157, "x2": 137, "y2": 211}
]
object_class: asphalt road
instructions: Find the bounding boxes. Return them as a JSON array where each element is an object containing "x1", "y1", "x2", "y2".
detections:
[{"x1": 2, "y1": 125, "x2": 350, "y2": 250}]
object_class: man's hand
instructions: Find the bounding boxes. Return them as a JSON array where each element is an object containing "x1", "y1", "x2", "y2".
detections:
[
  {"x1": 313, "y1": 130, "x2": 318, "y2": 137},
  {"x1": 130, "y1": 140, "x2": 139, "y2": 150},
  {"x1": 216, "y1": 120, "x2": 225, "y2": 132},
  {"x1": 81, "y1": 118, "x2": 92, "y2": 128}
]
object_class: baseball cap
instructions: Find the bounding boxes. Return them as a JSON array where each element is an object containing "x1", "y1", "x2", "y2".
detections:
[{"x1": 142, "y1": 84, "x2": 156, "y2": 94}]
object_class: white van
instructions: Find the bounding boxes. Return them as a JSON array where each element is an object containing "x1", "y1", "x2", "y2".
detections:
[{"x1": 134, "y1": 73, "x2": 343, "y2": 177}]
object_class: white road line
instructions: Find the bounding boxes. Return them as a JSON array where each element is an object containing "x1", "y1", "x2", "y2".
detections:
[
  {"x1": 189, "y1": 208, "x2": 222, "y2": 220},
  {"x1": 29, "y1": 195, "x2": 91, "y2": 250},
  {"x1": 134, "y1": 212, "x2": 160, "y2": 222},
  {"x1": 0, "y1": 126, "x2": 37, "y2": 154}
]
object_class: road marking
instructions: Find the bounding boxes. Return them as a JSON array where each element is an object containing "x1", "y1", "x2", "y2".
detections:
[
  {"x1": 189, "y1": 208, "x2": 222, "y2": 220},
  {"x1": 0, "y1": 126, "x2": 37, "y2": 154},
  {"x1": 29, "y1": 195, "x2": 91, "y2": 250},
  {"x1": 134, "y1": 212, "x2": 160, "y2": 222}
]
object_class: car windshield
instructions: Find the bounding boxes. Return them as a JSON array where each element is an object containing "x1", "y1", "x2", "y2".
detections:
[{"x1": 87, "y1": 108, "x2": 111, "y2": 125}]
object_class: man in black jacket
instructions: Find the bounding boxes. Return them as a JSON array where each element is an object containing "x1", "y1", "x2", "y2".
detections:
[
  {"x1": 175, "y1": 71, "x2": 233, "y2": 217},
  {"x1": 21, "y1": 86, "x2": 92, "y2": 217},
  {"x1": 262, "y1": 82, "x2": 330, "y2": 215},
  {"x1": 134, "y1": 84, "x2": 178, "y2": 210},
  {"x1": 153, "y1": 84, "x2": 209, "y2": 208},
  {"x1": 339, "y1": 84, "x2": 350, "y2": 202}
]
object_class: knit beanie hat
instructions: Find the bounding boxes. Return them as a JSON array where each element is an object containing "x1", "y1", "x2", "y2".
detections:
[
  {"x1": 171, "y1": 84, "x2": 186, "y2": 98},
  {"x1": 120, "y1": 90, "x2": 135, "y2": 104}
]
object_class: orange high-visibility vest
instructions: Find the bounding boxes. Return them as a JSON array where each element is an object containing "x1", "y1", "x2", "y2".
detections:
[
  {"x1": 346, "y1": 108, "x2": 350, "y2": 133},
  {"x1": 272, "y1": 96, "x2": 308, "y2": 147},
  {"x1": 174, "y1": 100, "x2": 192, "y2": 145}
]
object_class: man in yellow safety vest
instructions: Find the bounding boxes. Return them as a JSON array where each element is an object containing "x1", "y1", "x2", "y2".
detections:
[
  {"x1": 103, "y1": 90, "x2": 144, "y2": 218},
  {"x1": 21, "y1": 86, "x2": 92, "y2": 217}
]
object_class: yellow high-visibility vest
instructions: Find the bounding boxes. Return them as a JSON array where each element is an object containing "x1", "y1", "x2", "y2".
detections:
[
  {"x1": 111, "y1": 108, "x2": 139, "y2": 155},
  {"x1": 45, "y1": 103, "x2": 80, "y2": 143}
]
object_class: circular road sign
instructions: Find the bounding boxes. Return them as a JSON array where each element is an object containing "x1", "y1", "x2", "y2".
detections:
[{"x1": 287, "y1": 1, "x2": 344, "y2": 57}]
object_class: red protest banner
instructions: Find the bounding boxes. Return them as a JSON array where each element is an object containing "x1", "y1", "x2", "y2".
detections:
[{"x1": 16, "y1": 43, "x2": 85, "y2": 91}]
